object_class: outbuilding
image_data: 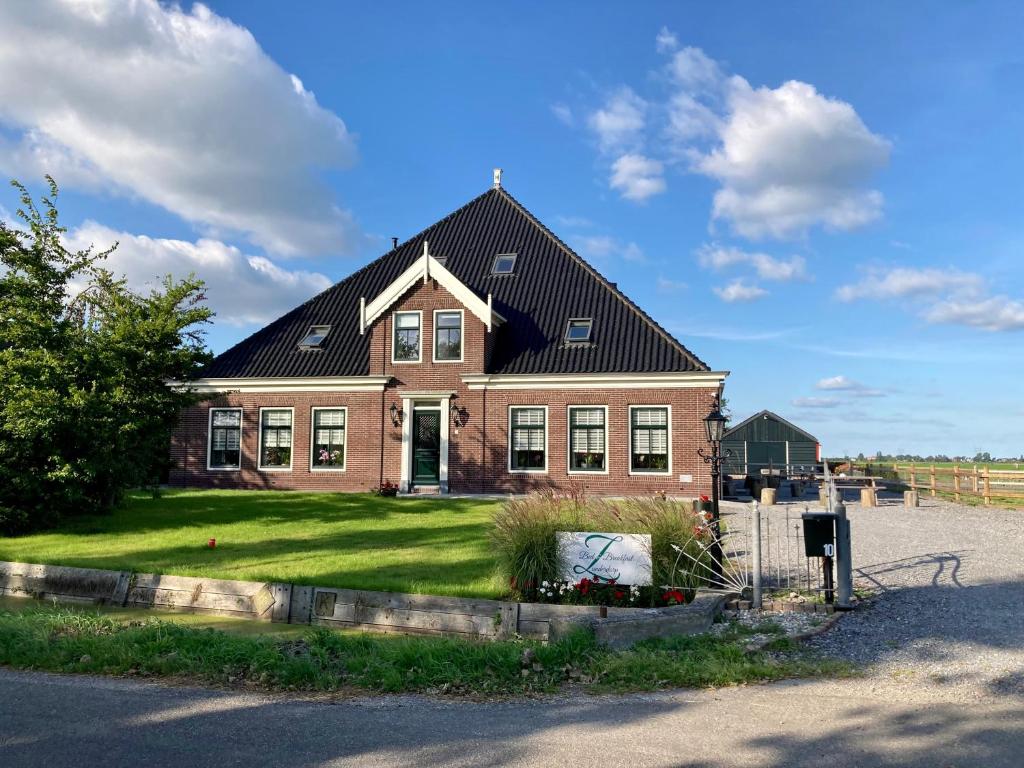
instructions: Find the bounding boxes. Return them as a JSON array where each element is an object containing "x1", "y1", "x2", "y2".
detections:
[{"x1": 722, "y1": 410, "x2": 820, "y2": 478}]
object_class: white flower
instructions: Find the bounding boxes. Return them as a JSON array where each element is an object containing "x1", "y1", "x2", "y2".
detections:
[{"x1": 541, "y1": 581, "x2": 549, "y2": 587}]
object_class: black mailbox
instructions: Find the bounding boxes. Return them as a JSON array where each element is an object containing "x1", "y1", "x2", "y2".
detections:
[{"x1": 802, "y1": 512, "x2": 836, "y2": 558}]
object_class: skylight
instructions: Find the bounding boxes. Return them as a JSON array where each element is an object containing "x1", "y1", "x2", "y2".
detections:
[
  {"x1": 299, "y1": 325, "x2": 330, "y2": 348},
  {"x1": 564, "y1": 318, "x2": 592, "y2": 344},
  {"x1": 491, "y1": 253, "x2": 517, "y2": 275}
]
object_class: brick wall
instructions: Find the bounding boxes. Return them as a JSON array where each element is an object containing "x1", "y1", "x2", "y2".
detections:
[{"x1": 170, "y1": 278, "x2": 716, "y2": 497}]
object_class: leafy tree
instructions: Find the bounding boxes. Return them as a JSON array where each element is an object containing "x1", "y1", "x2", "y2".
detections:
[{"x1": 0, "y1": 178, "x2": 211, "y2": 534}]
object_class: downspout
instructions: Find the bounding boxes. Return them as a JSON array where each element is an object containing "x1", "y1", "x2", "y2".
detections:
[
  {"x1": 481, "y1": 386, "x2": 487, "y2": 493},
  {"x1": 378, "y1": 317, "x2": 386, "y2": 490}
]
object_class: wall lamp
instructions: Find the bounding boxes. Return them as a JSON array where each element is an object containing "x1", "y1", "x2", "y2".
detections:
[{"x1": 389, "y1": 402, "x2": 403, "y2": 427}]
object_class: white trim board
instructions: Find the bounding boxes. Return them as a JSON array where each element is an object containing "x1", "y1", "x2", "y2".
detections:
[
  {"x1": 171, "y1": 376, "x2": 391, "y2": 393},
  {"x1": 462, "y1": 371, "x2": 728, "y2": 390},
  {"x1": 362, "y1": 242, "x2": 505, "y2": 332}
]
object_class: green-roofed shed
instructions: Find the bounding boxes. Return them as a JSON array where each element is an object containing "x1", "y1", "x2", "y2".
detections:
[{"x1": 722, "y1": 410, "x2": 820, "y2": 477}]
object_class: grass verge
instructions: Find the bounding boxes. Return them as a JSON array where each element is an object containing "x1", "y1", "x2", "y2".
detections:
[{"x1": 0, "y1": 602, "x2": 852, "y2": 695}]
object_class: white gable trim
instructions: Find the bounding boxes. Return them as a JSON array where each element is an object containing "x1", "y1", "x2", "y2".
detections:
[{"x1": 362, "y1": 241, "x2": 504, "y2": 333}]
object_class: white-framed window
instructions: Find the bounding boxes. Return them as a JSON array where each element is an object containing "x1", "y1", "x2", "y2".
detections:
[
  {"x1": 392, "y1": 310, "x2": 422, "y2": 363},
  {"x1": 630, "y1": 405, "x2": 672, "y2": 474},
  {"x1": 208, "y1": 407, "x2": 242, "y2": 470},
  {"x1": 298, "y1": 325, "x2": 330, "y2": 348},
  {"x1": 310, "y1": 407, "x2": 347, "y2": 471},
  {"x1": 564, "y1": 318, "x2": 593, "y2": 344},
  {"x1": 491, "y1": 253, "x2": 517, "y2": 275},
  {"x1": 258, "y1": 407, "x2": 294, "y2": 471},
  {"x1": 568, "y1": 405, "x2": 607, "y2": 473},
  {"x1": 433, "y1": 309, "x2": 463, "y2": 362},
  {"x1": 509, "y1": 406, "x2": 547, "y2": 473}
]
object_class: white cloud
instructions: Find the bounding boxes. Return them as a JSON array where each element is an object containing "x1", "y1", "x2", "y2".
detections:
[
  {"x1": 571, "y1": 234, "x2": 645, "y2": 263},
  {"x1": 580, "y1": 31, "x2": 890, "y2": 237},
  {"x1": 656, "y1": 276, "x2": 686, "y2": 294},
  {"x1": 553, "y1": 214, "x2": 594, "y2": 229},
  {"x1": 925, "y1": 296, "x2": 1024, "y2": 332},
  {"x1": 697, "y1": 244, "x2": 807, "y2": 281},
  {"x1": 64, "y1": 221, "x2": 331, "y2": 327},
  {"x1": 836, "y1": 267, "x2": 983, "y2": 302},
  {"x1": 609, "y1": 153, "x2": 666, "y2": 202},
  {"x1": 792, "y1": 397, "x2": 841, "y2": 409},
  {"x1": 667, "y1": 47, "x2": 725, "y2": 93},
  {"x1": 0, "y1": 0, "x2": 358, "y2": 257},
  {"x1": 836, "y1": 265, "x2": 1023, "y2": 333},
  {"x1": 693, "y1": 79, "x2": 890, "y2": 239},
  {"x1": 655, "y1": 27, "x2": 678, "y2": 54},
  {"x1": 714, "y1": 279, "x2": 767, "y2": 302},
  {"x1": 816, "y1": 375, "x2": 885, "y2": 397},
  {"x1": 551, "y1": 103, "x2": 574, "y2": 126},
  {"x1": 587, "y1": 87, "x2": 647, "y2": 154}
]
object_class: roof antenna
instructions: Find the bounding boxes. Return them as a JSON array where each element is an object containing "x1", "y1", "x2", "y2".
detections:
[
  {"x1": 492, "y1": 168, "x2": 503, "y2": 189},
  {"x1": 391, "y1": 237, "x2": 398, "y2": 249}
]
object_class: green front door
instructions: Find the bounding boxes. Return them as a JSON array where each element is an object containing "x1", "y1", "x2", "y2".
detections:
[{"x1": 412, "y1": 410, "x2": 441, "y2": 485}]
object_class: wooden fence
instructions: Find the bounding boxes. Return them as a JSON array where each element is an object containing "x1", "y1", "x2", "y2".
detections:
[{"x1": 853, "y1": 463, "x2": 1024, "y2": 505}]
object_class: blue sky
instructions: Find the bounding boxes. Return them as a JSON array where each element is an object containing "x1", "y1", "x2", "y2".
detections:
[{"x1": 1, "y1": 2, "x2": 1022, "y2": 457}]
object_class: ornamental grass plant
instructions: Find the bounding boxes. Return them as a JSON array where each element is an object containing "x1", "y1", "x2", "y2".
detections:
[{"x1": 491, "y1": 491, "x2": 713, "y2": 605}]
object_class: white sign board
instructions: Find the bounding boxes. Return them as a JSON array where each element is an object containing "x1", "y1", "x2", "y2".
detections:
[{"x1": 557, "y1": 531, "x2": 652, "y2": 585}]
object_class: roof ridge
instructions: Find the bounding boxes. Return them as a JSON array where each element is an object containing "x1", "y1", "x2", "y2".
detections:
[
  {"x1": 493, "y1": 187, "x2": 710, "y2": 372},
  {"x1": 725, "y1": 410, "x2": 819, "y2": 443}
]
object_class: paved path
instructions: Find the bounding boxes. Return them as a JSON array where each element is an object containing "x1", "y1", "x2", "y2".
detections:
[
  {"x1": 1, "y1": 495, "x2": 1021, "y2": 766},
  {"x1": 1, "y1": 668, "x2": 1021, "y2": 767}
]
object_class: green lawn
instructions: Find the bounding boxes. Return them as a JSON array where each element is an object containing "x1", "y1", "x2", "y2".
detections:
[{"x1": 0, "y1": 490, "x2": 505, "y2": 598}]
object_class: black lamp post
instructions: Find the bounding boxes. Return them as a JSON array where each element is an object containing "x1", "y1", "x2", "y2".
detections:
[{"x1": 698, "y1": 395, "x2": 731, "y2": 586}]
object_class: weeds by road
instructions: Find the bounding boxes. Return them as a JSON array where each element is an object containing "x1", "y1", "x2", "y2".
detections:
[{"x1": 0, "y1": 602, "x2": 849, "y2": 696}]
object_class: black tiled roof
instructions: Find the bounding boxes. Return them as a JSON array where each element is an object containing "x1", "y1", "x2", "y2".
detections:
[{"x1": 200, "y1": 187, "x2": 710, "y2": 378}]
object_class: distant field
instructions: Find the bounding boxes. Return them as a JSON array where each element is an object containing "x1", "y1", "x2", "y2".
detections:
[{"x1": 835, "y1": 460, "x2": 1022, "y2": 471}]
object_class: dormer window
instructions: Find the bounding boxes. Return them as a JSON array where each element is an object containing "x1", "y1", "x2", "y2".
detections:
[
  {"x1": 564, "y1": 318, "x2": 592, "y2": 344},
  {"x1": 299, "y1": 325, "x2": 330, "y2": 348},
  {"x1": 491, "y1": 253, "x2": 517, "y2": 275}
]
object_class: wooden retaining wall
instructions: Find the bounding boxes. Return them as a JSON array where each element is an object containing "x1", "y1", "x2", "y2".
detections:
[{"x1": 0, "y1": 560, "x2": 721, "y2": 645}]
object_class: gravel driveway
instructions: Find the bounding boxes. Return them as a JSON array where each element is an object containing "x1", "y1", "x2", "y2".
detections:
[{"x1": 788, "y1": 493, "x2": 1024, "y2": 701}]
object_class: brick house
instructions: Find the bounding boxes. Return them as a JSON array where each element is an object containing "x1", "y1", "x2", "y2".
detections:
[{"x1": 169, "y1": 172, "x2": 727, "y2": 496}]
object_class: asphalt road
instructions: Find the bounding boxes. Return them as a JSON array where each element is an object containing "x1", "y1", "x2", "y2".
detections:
[{"x1": 1, "y1": 668, "x2": 1021, "y2": 768}]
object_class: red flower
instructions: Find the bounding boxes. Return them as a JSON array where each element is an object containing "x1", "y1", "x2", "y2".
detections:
[
  {"x1": 703, "y1": 511, "x2": 714, "y2": 522},
  {"x1": 700, "y1": 495, "x2": 710, "y2": 502},
  {"x1": 662, "y1": 589, "x2": 686, "y2": 605},
  {"x1": 614, "y1": 590, "x2": 625, "y2": 600}
]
